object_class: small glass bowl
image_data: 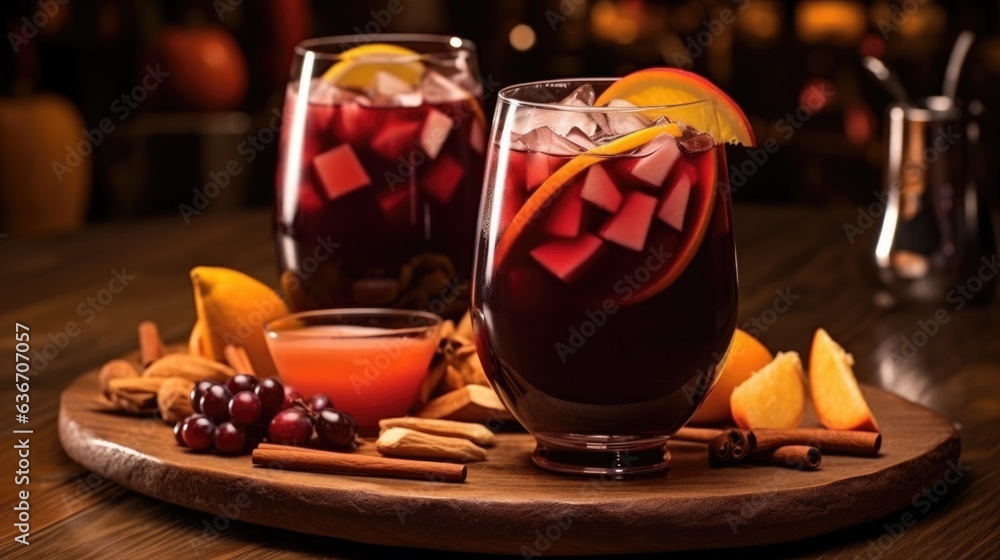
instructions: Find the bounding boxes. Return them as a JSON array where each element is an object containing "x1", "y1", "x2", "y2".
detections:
[{"x1": 264, "y1": 309, "x2": 442, "y2": 432}]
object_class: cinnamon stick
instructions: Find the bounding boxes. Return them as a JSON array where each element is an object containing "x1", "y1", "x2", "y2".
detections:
[
  {"x1": 749, "y1": 445, "x2": 821, "y2": 470},
  {"x1": 673, "y1": 427, "x2": 727, "y2": 444},
  {"x1": 138, "y1": 321, "x2": 165, "y2": 367},
  {"x1": 251, "y1": 443, "x2": 467, "y2": 483},
  {"x1": 750, "y1": 428, "x2": 880, "y2": 456},
  {"x1": 223, "y1": 344, "x2": 255, "y2": 375}
]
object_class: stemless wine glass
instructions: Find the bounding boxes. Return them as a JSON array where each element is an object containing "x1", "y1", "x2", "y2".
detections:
[
  {"x1": 472, "y1": 79, "x2": 739, "y2": 476},
  {"x1": 275, "y1": 35, "x2": 486, "y2": 319}
]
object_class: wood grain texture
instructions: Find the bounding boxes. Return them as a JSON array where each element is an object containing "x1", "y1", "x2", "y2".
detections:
[
  {"x1": 59, "y1": 365, "x2": 958, "y2": 556},
  {"x1": 1, "y1": 206, "x2": 998, "y2": 559}
]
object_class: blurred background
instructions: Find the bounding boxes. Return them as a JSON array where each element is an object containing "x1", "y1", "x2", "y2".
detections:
[{"x1": 1, "y1": 0, "x2": 998, "y2": 235}]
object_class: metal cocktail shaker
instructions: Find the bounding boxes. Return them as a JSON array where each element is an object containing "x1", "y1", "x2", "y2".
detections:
[{"x1": 875, "y1": 96, "x2": 997, "y2": 307}]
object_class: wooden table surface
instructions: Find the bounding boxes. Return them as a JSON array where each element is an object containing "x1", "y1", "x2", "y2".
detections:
[{"x1": 1, "y1": 205, "x2": 998, "y2": 559}]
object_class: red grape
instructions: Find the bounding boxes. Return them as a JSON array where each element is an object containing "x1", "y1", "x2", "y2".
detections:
[
  {"x1": 255, "y1": 377, "x2": 285, "y2": 414},
  {"x1": 200, "y1": 384, "x2": 232, "y2": 423},
  {"x1": 190, "y1": 380, "x2": 218, "y2": 414},
  {"x1": 226, "y1": 373, "x2": 258, "y2": 394},
  {"x1": 282, "y1": 385, "x2": 302, "y2": 410},
  {"x1": 315, "y1": 409, "x2": 358, "y2": 450},
  {"x1": 181, "y1": 415, "x2": 216, "y2": 451},
  {"x1": 308, "y1": 393, "x2": 335, "y2": 413},
  {"x1": 173, "y1": 420, "x2": 186, "y2": 446},
  {"x1": 268, "y1": 408, "x2": 314, "y2": 446},
  {"x1": 214, "y1": 421, "x2": 247, "y2": 454},
  {"x1": 229, "y1": 390, "x2": 262, "y2": 426}
]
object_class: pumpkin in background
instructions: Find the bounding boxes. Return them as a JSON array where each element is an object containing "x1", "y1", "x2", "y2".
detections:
[
  {"x1": 0, "y1": 94, "x2": 91, "y2": 235},
  {"x1": 150, "y1": 26, "x2": 249, "y2": 110}
]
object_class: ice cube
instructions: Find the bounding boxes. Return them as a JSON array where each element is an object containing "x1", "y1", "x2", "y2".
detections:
[
  {"x1": 621, "y1": 134, "x2": 681, "y2": 187},
  {"x1": 368, "y1": 71, "x2": 423, "y2": 107},
  {"x1": 658, "y1": 162, "x2": 695, "y2": 230},
  {"x1": 419, "y1": 108, "x2": 455, "y2": 160},
  {"x1": 558, "y1": 84, "x2": 596, "y2": 107},
  {"x1": 513, "y1": 126, "x2": 586, "y2": 156},
  {"x1": 602, "y1": 99, "x2": 652, "y2": 136},
  {"x1": 565, "y1": 127, "x2": 597, "y2": 150},
  {"x1": 422, "y1": 155, "x2": 465, "y2": 204},
  {"x1": 580, "y1": 164, "x2": 623, "y2": 212},
  {"x1": 312, "y1": 144, "x2": 371, "y2": 200},
  {"x1": 530, "y1": 234, "x2": 604, "y2": 283},
  {"x1": 513, "y1": 109, "x2": 598, "y2": 137},
  {"x1": 308, "y1": 79, "x2": 360, "y2": 105},
  {"x1": 599, "y1": 192, "x2": 658, "y2": 251},
  {"x1": 420, "y1": 70, "x2": 473, "y2": 104}
]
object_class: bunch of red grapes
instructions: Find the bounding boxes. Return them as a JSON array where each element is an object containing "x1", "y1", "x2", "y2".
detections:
[{"x1": 174, "y1": 374, "x2": 359, "y2": 454}]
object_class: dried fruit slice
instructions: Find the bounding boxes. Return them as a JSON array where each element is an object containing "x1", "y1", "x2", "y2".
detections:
[
  {"x1": 595, "y1": 67, "x2": 755, "y2": 146},
  {"x1": 730, "y1": 351, "x2": 806, "y2": 430},
  {"x1": 529, "y1": 234, "x2": 603, "y2": 283},
  {"x1": 809, "y1": 329, "x2": 879, "y2": 432},
  {"x1": 312, "y1": 144, "x2": 370, "y2": 200},
  {"x1": 322, "y1": 43, "x2": 424, "y2": 90},
  {"x1": 579, "y1": 164, "x2": 622, "y2": 212},
  {"x1": 598, "y1": 191, "x2": 657, "y2": 251},
  {"x1": 620, "y1": 134, "x2": 681, "y2": 187}
]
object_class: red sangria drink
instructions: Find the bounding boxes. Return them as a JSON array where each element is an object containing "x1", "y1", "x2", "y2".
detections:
[
  {"x1": 275, "y1": 36, "x2": 485, "y2": 318},
  {"x1": 472, "y1": 70, "x2": 756, "y2": 476}
]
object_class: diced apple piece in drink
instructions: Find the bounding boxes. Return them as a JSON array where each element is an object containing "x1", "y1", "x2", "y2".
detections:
[
  {"x1": 599, "y1": 191, "x2": 657, "y2": 251},
  {"x1": 530, "y1": 234, "x2": 603, "y2": 283},
  {"x1": 621, "y1": 134, "x2": 681, "y2": 187},
  {"x1": 371, "y1": 113, "x2": 422, "y2": 159},
  {"x1": 545, "y1": 189, "x2": 585, "y2": 238},
  {"x1": 312, "y1": 144, "x2": 371, "y2": 200},
  {"x1": 422, "y1": 155, "x2": 465, "y2": 204},
  {"x1": 580, "y1": 164, "x2": 623, "y2": 212},
  {"x1": 335, "y1": 102, "x2": 383, "y2": 141},
  {"x1": 526, "y1": 152, "x2": 552, "y2": 192},
  {"x1": 378, "y1": 189, "x2": 410, "y2": 220},
  {"x1": 418, "y1": 108, "x2": 455, "y2": 160},
  {"x1": 657, "y1": 162, "x2": 696, "y2": 230}
]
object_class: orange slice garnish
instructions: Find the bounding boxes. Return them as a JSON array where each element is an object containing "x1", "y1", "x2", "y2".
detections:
[{"x1": 595, "y1": 68, "x2": 755, "y2": 146}]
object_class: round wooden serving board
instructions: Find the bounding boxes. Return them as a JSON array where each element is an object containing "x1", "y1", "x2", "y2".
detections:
[{"x1": 60, "y1": 368, "x2": 959, "y2": 556}]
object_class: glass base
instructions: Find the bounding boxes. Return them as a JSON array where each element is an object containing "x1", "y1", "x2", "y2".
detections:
[{"x1": 531, "y1": 433, "x2": 670, "y2": 478}]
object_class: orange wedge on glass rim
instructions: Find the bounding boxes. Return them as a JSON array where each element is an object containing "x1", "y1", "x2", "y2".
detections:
[{"x1": 494, "y1": 69, "x2": 753, "y2": 304}]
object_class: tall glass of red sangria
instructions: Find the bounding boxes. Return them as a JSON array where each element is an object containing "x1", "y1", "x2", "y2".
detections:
[
  {"x1": 275, "y1": 35, "x2": 485, "y2": 319},
  {"x1": 472, "y1": 70, "x2": 756, "y2": 476}
]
